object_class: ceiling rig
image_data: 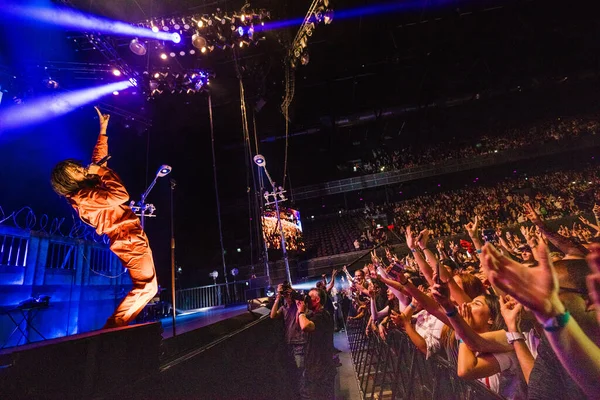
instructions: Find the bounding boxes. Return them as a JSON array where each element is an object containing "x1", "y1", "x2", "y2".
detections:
[
  {"x1": 129, "y1": 7, "x2": 271, "y2": 58},
  {"x1": 289, "y1": 0, "x2": 333, "y2": 69}
]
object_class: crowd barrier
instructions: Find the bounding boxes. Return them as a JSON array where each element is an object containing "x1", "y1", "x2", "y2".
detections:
[{"x1": 346, "y1": 318, "x2": 504, "y2": 400}]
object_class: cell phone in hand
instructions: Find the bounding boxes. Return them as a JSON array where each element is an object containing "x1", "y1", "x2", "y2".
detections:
[
  {"x1": 388, "y1": 262, "x2": 403, "y2": 278},
  {"x1": 435, "y1": 262, "x2": 441, "y2": 284}
]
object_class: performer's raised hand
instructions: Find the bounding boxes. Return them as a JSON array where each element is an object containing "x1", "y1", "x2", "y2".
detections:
[{"x1": 94, "y1": 106, "x2": 110, "y2": 131}]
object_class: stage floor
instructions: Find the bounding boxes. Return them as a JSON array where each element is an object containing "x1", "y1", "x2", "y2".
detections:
[{"x1": 157, "y1": 304, "x2": 250, "y2": 339}]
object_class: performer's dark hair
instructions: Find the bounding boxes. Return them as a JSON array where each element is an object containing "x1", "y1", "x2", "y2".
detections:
[{"x1": 50, "y1": 159, "x2": 96, "y2": 197}]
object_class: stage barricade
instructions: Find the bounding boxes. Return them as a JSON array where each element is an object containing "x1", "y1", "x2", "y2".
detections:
[
  {"x1": 174, "y1": 281, "x2": 250, "y2": 311},
  {"x1": 346, "y1": 318, "x2": 503, "y2": 400}
]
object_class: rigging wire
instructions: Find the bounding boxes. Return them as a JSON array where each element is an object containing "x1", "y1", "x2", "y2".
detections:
[{"x1": 208, "y1": 93, "x2": 230, "y2": 295}]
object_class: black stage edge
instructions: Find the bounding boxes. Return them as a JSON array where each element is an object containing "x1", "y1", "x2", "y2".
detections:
[
  {"x1": 121, "y1": 308, "x2": 296, "y2": 400},
  {"x1": 159, "y1": 307, "x2": 267, "y2": 365},
  {"x1": 0, "y1": 322, "x2": 162, "y2": 400}
]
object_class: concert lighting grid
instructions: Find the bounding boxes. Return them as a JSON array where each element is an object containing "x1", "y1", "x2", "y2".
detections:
[{"x1": 130, "y1": 9, "x2": 270, "y2": 97}]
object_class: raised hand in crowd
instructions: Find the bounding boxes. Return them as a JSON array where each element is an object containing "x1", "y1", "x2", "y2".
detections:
[
  {"x1": 499, "y1": 295, "x2": 522, "y2": 335},
  {"x1": 481, "y1": 239, "x2": 600, "y2": 397},
  {"x1": 417, "y1": 228, "x2": 432, "y2": 250}
]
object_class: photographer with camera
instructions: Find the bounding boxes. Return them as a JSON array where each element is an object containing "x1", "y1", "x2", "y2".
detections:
[
  {"x1": 270, "y1": 281, "x2": 308, "y2": 392},
  {"x1": 297, "y1": 287, "x2": 336, "y2": 400}
]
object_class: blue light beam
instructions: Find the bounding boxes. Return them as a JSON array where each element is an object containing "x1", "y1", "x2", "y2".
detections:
[
  {"x1": 258, "y1": 0, "x2": 459, "y2": 32},
  {"x1": 0, "y1": 2, "x2": 179, "y2": 43},
  {"x1": 0, "y1": 80, "x2": 133, "y2": 133}
]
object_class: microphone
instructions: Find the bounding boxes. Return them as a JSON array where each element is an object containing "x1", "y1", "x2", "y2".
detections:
[{"x1": 94, "y1": 154, "x2": 111, "y2": 166}]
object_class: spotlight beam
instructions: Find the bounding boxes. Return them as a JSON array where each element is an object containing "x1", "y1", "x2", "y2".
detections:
[
  {"x1": 0, "y1": 3, "x2": 179, "y2": 43},
  {"x1": 258, "y1": 0, "x2": 463, "y2": 33},
  {"x1": 0, "y1": 80, "x2": 133, "y2": 133}
]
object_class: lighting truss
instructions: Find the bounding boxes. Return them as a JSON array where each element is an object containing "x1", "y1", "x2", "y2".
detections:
[
  {"x1": 289, "y1": 0, "x2": 333, "y2": 69},
  {"x1": 142, "y1": 69, "x2": 214, "y2": 98},
  {"x1": 133, "y1": 7, "x2": 271, "y2": 57},
  {"x1": 53, "y1": 0, "x2": 141, "y2": 87}
]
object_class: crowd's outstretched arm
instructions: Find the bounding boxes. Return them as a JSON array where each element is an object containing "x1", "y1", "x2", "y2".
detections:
[
  {"x1": 482, "y1": 240, "x2": 600, "y2": 398},
  {"x1": 524, "y1": 203, "x2": 587, "y2": 258}
]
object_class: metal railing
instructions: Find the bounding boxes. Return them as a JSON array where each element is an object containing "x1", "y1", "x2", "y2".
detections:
[
  {"x1": 346, "y1": 318, "x2": 504, "y2": 400},
  {"x1": 174, "y1": 281, "x2": 250, "y2": 311}
]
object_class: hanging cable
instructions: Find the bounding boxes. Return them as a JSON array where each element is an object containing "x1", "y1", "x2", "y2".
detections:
[
  {"x1": 208, "y1": 93, "x2": 229, "y2": 298},
  {"x1": 280, "y1": 62, "x2": 295, "y2": 189}
]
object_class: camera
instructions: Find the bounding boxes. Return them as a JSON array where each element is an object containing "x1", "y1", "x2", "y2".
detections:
[
  {"x1": 290, "y1": 289, "x2": 310, "y2": 303},
  {"x1": 279, "y1": 280, "x2": 292, "y2": 295}
]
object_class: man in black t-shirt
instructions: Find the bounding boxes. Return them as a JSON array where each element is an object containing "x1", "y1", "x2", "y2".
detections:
[{"x1": 297, "y1": 288, "x2": 336, "y2": 400}]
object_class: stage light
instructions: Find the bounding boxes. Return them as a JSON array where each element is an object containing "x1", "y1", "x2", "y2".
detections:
[
  {"x1": 160, "y1": 53, "x2": 167, "y2": 60},
  {"x1": 1, "y1": 3, "x2": 197, "y2": 43},
  {"x1": 44, "y1": 78, "x2": 59, "y2": 89},
  {"x1": 112, "y1": 69, "x2": 121, "y2": 76},
  {"x1": 113, "y1": 91, "x2": 119, "y2": 95},
  {"x1": 0, "y1": 80, "x2": 134, "y2": 132},
  {"x1": 231, "y1": 268, "x2": 239, "y2": 277},
  {"x1": 192, "y1": 34, "x2": 208, "y2": 49},
  {"x1": 169, "y1": 52, "x2": 176, "y2": 57},
  {"x1": 201, "y1": 47, "x2": 207, "y2": 53},
  {"x1": 179, "y1": 51, "x2": 186, "y2": 56},
  {"x1": 324, "y1": 9, "x2": 334, "y2": 24},
  {"x1": 238, "y1": 26, "x2": 244, "y2": 36},
  {"x1": 154, "y1": 73, "x2": 160, "y2": 78},
  {"x1": 171, "y1": 32, "x2": 181, "y2": 43},
  {"x1": 157, "y1": 165, "x2": 172, "y2": 177},
  {"x1": 129, "y1": 38, "x2": 147, "y2": 55},
  {"x1": 300, "y1": 51, "x2": 310, "y2": 66},
  {"x1": 253, "y1": 154, "x2": 266, "y2": 167}
]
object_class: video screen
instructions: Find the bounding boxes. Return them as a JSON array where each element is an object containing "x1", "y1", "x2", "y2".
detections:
[{"x1": 262, "y1": 207, "x2": 305, "y2": 252}]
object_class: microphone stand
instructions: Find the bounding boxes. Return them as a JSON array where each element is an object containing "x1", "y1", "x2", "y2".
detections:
[
  {"x1": 138, "y1": 175, "x2": 159, "y2": 230},
  {"x1": 170, "y1": 178, "x2": 177, "y2": 337}
]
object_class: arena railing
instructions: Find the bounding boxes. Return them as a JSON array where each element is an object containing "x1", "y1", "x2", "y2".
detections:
[
  {"x1": 346, "y1": 317, "x2": 504, "y2": 400},
  {"x1": 174, "y1": 281, "x2": 250, "y2": 311},
  {"x1": 293, "y1": 134, "x2": 600, "y2": 201}
]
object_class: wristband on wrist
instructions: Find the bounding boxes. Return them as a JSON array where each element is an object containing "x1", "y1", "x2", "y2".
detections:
[
  {"x1": 457, "y1": 338, "x2": 464, "y2": 345},
  {"x1": 446, "y1": 308, "x2": 458, "y2": 317},
  {"x1": 476, "y1": 249, "x2": 482, "y2": 254},
  {"x1": 409, "y1": 303, "x2": 417, "y2": 309},
  {"x1": 505, "y1": 331, "x2": 525, "y2": 344},
  {"x1": 410, "y1": 248, "x2": 417, "y2": 253},
  {"x1": 542, "y1": 310, "x2": 570, "y2": 332}
]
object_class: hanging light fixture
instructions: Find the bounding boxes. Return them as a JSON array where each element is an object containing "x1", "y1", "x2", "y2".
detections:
[
  {"x1": 192, "y1": 33, "x2": 208, "y2": 49},
  {"x1": 129, "y1": 38, "x2": 147, "y2": 55}
]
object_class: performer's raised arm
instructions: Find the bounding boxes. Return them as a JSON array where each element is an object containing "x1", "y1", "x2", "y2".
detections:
[{"x1": 91, "y1": 106, "x2": 110, "y2": 164}]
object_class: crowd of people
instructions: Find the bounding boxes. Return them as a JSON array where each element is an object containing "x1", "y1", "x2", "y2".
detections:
[
  {"x1": 271, "y1": 155, "x2": 600, "y2": 399},
  {"x1": 354, "y1": 166, "x2": 598, "y2": 249},
  {"x1": 339, "y1": 196, "x2": 600, "y2": 399},
  {"x1": 353, "y1": 114, "x2": 600, "y2": 175}
]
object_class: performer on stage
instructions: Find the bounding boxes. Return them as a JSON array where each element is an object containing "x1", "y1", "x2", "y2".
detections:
[{"x1": 50, "y1": 106, "x2": 158, "y2": 329}]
